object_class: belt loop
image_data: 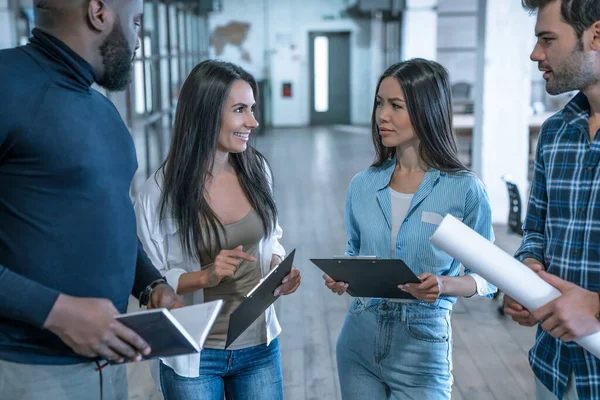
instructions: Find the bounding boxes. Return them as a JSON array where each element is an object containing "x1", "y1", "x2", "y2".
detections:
[
  {"x1": 380, "y1": 300, "x2": 390, "y2": 311},
  {"x1": 400, "y1": 303, "x2": 407, "y2": 322}
]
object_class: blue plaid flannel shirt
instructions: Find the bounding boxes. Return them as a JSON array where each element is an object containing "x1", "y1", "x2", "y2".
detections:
[{"x1": 515, "y1": 92, "x2": 600, "y2": 400}]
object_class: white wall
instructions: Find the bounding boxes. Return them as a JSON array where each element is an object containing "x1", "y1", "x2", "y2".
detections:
[
  {"x1": 472, "y1": 1, "x2": 535, "y2": 223},
  {"x1": 370, "y1": 13, "x2": 385, "y2": 108},
  {"x1": 436, "y1": 0, "x2": 478, "y2": 86},
  {"x1": 209, "y1": 0, "x2": 372, "y2": 126},
  {"x1": 209, "y1": 1, "x2": 267, "y2": 80},
  {"x1": 401, "y1": 0, "x2": 438, "y2": 61}
]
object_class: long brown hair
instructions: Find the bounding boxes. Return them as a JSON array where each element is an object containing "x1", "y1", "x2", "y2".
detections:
[{"x1": 158, "y1": 60, "x2": 277, "y2": 261}]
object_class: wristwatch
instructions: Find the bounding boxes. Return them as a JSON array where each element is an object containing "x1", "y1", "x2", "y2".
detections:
[{"x1": 139, "y1": 277, "x2": 168, "y2": 308}]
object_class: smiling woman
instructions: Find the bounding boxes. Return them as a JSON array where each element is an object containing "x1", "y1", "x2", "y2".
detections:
[
  {"x1": 134, "y1": 60, "x2": 300, "y2": 400},
  {"x1": 217, "y1": 80, "x2": 259, "y2": 153}
]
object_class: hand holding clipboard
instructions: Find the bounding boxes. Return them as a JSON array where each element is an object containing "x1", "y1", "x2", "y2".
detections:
[
  {"x1": 311, "y1": 256, "x2": 421, "y2": 299},
  {"x1": 226, "y1": 250, "x2": 298, "y2": 349}
]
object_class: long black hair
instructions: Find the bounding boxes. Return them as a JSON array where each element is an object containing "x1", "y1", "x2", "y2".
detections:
[
  {"x1": 158, "y1": 60, "x2": 277, "y2": 261},
  {"x1": 371, "y1": 58, "x2": 467, "y2": 172}
]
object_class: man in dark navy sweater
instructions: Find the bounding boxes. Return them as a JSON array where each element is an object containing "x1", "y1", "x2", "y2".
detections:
[{"x1": 0, "y1": 0, "x2": 183, "y2": 398}]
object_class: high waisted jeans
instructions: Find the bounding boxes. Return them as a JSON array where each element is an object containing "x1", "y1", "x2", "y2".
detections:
[{"x1": 336, "y1": 298, "x2": 453, "y2": 400}]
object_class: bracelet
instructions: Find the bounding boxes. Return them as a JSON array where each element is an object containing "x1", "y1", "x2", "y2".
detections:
[{"x1": 139, "y1": 277, "x2": 168, "y2": 308}]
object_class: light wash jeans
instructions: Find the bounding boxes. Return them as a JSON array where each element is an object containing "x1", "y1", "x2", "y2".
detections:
[
  {"x1": 336, "y1": 298, "x2": 453, "y2": 400},
  {"x1": 159, "y1": 338, "x2": 283, "y2": 400}
]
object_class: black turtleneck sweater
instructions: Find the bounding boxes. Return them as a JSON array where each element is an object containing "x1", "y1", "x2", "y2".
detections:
[{"x1": 0, "y1": 29, "x2": 161, "y2": 364}]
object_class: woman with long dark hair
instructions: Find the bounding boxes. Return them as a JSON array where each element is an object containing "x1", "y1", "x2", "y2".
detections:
[
  {"x1": 135, "y1": 60, "x2": 300, "y2": 400},
  {"x1": 323, "y1": 58, "x2": 496, "y2": 399}
]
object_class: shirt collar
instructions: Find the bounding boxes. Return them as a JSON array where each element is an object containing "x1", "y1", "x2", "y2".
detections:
[
  {"x1": 374, "y1": 157, "x2": 441, "y2": 191},
  {"x1": 562, "y1": 92, "x2": 590, "y2": 123}
]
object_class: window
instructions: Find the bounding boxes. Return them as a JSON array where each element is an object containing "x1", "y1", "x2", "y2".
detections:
[
  {"x1": 127, "y1": 0, "x2": 210, "y2": 186},
  {"x1": 314, "y1": 36, "x2": 329, "y2": 113}
]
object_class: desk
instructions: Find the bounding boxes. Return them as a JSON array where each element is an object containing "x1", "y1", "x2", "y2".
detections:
[
  {"x1": 452, "y1": 112, "x2": 553, "y2": 179},
  {"x1": 452, "y1": 112, "x2": 555, "y2": 130}
]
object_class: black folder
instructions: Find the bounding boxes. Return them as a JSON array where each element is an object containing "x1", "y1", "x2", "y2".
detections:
[
  {"x1": 225, "y1": 249, "x2": 296, "y2": 349},
  {"x1": 310, "y1": 257, "x2": 421, "y2": 299}
]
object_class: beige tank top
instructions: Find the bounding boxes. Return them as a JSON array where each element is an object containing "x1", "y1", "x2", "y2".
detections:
[{"x1": 200, "y1": 209, "x2": 267, "y2": 350}]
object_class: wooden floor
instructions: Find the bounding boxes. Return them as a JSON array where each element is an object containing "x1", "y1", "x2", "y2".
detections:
[{"x1": 127, "y1": 125, "x2": 537, "y2": 400}]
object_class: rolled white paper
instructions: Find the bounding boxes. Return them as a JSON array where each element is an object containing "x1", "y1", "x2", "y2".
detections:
[{"x1": 430, "y1": 214, "x2": 600, "y2": 359}]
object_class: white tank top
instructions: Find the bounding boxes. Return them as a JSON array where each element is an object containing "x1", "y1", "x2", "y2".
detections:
[{"x1": 389, "y1": 187, "x2": 414, "y2": 259}]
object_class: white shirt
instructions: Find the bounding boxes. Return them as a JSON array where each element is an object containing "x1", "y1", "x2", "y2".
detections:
[
  {"x1": 389, "y1": 188, "x2": 414, "y2": 258},
  {"x1": 134, "y1": 171, "x2": 285, "y2": 388}
]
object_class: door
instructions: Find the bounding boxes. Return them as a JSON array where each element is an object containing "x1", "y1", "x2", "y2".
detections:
[{"x1": 309, "y1": 32, "x2": 351, "y2": 125}]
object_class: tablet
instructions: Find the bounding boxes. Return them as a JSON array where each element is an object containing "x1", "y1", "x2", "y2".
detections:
[{"x1": 226, "y1": 249, "x2": 296, "y2": 349}]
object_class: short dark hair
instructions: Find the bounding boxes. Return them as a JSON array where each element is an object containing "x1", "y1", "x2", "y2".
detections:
[
  {"x1": 371, "y1": 58, "x2": 467, "y2": 173},
  {"x1": 522, "y1": 0, "x2": 600, "y2": 38},
  {"x1": 34, "y1": 0, "x2": 81, "y2": 9}
]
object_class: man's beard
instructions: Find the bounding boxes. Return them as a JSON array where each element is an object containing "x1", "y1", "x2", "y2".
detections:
[
  {"x1": 97, "y1": 22, "x2": 135, "y2": 92},
  {"x1": 546, "y1": 42, "x2": 598, "y2": 95}
]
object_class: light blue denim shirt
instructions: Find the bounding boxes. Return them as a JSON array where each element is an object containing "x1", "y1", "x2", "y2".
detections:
[{"x1": 345, "y1": 159, "x2": 497, "y2": 310}]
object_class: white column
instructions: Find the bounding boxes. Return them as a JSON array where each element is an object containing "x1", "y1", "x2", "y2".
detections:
[
  {"x1": 370, "y1": 11, "x2": 385, "y2": 96},
  {"x1": 401, "y1": 0, "x2": 438, "y2": 61},
  {"x1": 472, "y1": 0, "x2": 536, "y2": 223},
  {"x1": 0, "y1": 0, "x2": 15, "y2": 50}
]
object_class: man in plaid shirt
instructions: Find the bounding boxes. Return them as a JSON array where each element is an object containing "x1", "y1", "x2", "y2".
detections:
[{"x1": 504, "y1": 1, "x2": 600, "y2": 399}]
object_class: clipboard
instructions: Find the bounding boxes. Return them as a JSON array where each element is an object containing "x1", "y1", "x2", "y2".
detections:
[
  {"x1": 225, "y1": 249, "x2": 296, "y2": 349},
  {"x1": 310, "y1": 257, "x2": 421, "y2": 299}
]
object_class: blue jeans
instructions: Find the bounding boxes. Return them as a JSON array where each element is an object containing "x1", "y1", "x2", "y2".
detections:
[
  {"x1": 159, "y1": 339, "x2": 283, "y2": 400},
  {"x1": 336, "y1": 298, "x2": 453, "y2": 400}
]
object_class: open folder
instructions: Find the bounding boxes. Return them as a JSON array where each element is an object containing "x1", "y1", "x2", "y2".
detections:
[
  {"x1": 310, "y1": 257, "x2": 421, "y2": 299},
  {"x1": 115, "y1": 300, "x2": 224, "y2": 361},
  {"x1": 225, "y1": 249, "x2": 296, "y2": 349}
]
